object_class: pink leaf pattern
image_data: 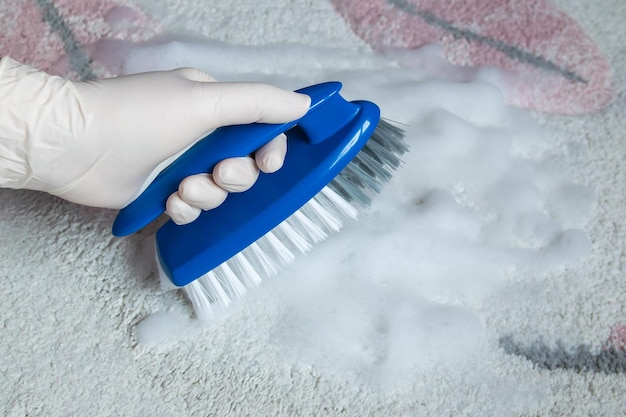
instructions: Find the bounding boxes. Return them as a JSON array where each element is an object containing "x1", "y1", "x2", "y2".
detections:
[{"x1": 331, "y1": 0, "x2": 614, "y2": 114}]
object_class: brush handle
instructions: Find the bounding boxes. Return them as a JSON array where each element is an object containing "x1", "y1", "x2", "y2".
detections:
[{"x1": 112, "y1": 82, "x2": 358, "y2": 236}]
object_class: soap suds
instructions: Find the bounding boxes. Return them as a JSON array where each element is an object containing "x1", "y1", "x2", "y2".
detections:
[
  {"x1": 135, "y1": 311, "x2": 203, "y2": 345},
  {"x1": 125, "y1": 40, "x2": 593, "y2": 405}
]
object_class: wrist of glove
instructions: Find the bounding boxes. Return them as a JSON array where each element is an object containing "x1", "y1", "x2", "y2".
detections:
[{"x1": 0, "y1": 57, "x2": 309, "y2": 225}]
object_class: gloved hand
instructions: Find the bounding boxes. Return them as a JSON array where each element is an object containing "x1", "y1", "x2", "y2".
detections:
[{"x1": 0, "y1": 56, "x2": 310, "y2": 224}]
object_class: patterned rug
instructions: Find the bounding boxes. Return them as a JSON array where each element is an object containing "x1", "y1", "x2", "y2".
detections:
[
  {"x1": 1, "y1": 0, "x2": 615, "y2": 114},
  {"x1": 1, "y1": 1, "x2": 625, "y2": 415}
]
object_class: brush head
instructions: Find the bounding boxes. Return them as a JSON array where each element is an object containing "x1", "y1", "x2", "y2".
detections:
[
  {"x1": 174, "y1": 119, "x2": 408, "y2": 321},
  {"x1": 111, "y1": 81, "x2": 408, "y2": 321}
]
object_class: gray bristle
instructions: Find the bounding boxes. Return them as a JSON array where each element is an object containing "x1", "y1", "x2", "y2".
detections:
[{"x1": 182, "y1": 119, "x2": 408, "y2": 321}]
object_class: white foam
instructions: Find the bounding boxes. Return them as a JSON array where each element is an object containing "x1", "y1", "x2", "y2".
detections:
[
  {"x1": 135, "y1": 311, "x2": 202, "y2": 345},
  {"x1": 126, "y1": 40, "x2": 593, "y2": 407}
]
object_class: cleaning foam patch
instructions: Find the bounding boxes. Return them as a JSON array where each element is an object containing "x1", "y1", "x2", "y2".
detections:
[
  {"x1": 262, "y1": 87, "x2": 593, "y2": 387},
  {"x1": 330, "y1": 0, "x2": 614, "y2": 114},
  {"x1": 135, "y1": 311, "x2": 204, "y2": 345},
  {"x1": 127, "y1": 41, "x2": 593, "y2": 410}
]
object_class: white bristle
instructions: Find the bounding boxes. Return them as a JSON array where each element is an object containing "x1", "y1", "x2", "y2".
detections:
[
  {"x1": 215, "y1": 263, "x2": 247, "y2": 299},
  {"x1": 263, "y1": 231, "x2": 296, "y2": 264},
  {"x1": 184, "y1": 280, "x2": 214, "y2": 322},
  {"x1": 231, "y1": 252, "x2": 263, "y2": 288},
  {"x1": 305, "y1": 199, "x2": 342, "y2": 232},
  {"x1": 276, "y1": 221, "x2": 313, "y2": 253},
  {"x1": 247, "y1": 241, "x2": 281, "y2": 276},
  {"x1": 172, "y1": 120, "x2": 407, "y2": 321},
  {"x1": 291, "y1": 210, "x2": 328, "y2": 243},
  {"x1": 319, "y1": 186, "x2": 358, "y2": 221},
  {"x1": 204, "y1": 271, "x2": 231, "y2": 308}
]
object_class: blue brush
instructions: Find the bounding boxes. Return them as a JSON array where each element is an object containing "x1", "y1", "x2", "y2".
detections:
[{"x1": 113, "y1": 82, "x2": 407, "y2": 320}]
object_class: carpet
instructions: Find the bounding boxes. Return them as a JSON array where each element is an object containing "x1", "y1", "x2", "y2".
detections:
[{"x1": 1, "y1": 0, "x2": 625, "y2": 416}]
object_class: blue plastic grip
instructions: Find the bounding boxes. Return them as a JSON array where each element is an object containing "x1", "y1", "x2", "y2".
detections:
[{"x1": 112, "y1": 82, "x2": 354, "y2": 237}]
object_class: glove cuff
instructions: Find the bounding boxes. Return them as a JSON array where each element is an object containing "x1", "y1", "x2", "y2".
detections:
[
  {"x1": 0, "y1": 56, "x2": 34, "y2": 189},
  {"x1": 0, "y1": 56, "x2": 86, "y2": 192}
]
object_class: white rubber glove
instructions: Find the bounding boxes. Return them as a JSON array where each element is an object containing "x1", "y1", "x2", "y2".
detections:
[{"x1": 0, "y1": 56, "x2": 309, "y2": 224}]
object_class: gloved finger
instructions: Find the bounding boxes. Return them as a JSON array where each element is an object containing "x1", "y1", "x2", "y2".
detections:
[
  {"x1": 213, "y1": 156, "x2": 259, "y2": 192},
  {"x1": 173, "y1": 67, "x2": 218, "y2": 83},
  {"x1": 255, "y1": 134, "x2": 287, "y2": 173},
  {"x1": 178, "y1": 173, "x2": 228, "y2": 210},
  {"x1": 196, "y1": 82, "x2": 311, "y2": 128},
  {"x1": 166, "y1": 192, "x2": 202, "y2": 225}
]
